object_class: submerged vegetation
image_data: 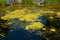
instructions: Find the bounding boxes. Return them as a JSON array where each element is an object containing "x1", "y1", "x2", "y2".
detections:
[
  {"x1": 0, "y1": 5, "x2": 60, "y2": 40},
  {"x1": 0, "y1": 0, "x2": 60, "y2": 40}
]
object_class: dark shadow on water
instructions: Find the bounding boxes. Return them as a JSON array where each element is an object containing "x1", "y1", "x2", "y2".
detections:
[{"x1": 0, "y1": 28, "x2": 45, "y2": 40}]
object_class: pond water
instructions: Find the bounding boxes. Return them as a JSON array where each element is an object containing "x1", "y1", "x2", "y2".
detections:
[{"x1": 0, "y1": 5, "x2": 60, "y2": 40}]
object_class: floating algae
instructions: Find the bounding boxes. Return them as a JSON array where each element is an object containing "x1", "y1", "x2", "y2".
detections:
[{"x1": 0, "y1": 3, "x2": 60, "y2": 40}]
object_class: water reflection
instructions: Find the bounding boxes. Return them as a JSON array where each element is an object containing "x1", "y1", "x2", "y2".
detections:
[{"x1": 0, "y1": 5, "x2": 60, "y2": 40}]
